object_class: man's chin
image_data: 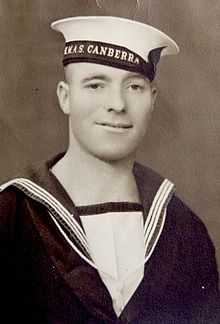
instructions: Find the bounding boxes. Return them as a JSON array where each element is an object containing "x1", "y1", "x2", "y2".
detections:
[{"x1": 92, "y1": 149, "x2": 137, "y2": 164}]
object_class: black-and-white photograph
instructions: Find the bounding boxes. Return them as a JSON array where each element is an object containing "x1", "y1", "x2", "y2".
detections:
[{"x1": 0, "y1": 1, "x2": 220, "y2": 323}]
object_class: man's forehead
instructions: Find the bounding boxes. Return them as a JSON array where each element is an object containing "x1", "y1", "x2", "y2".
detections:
[{"x1": 65, "y1": 62, "x2": 149, "y2": 82}]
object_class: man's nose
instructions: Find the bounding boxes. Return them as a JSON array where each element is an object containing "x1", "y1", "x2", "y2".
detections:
[{"x1": 106, "y1": 87, "x2": 126, "y2": 113}]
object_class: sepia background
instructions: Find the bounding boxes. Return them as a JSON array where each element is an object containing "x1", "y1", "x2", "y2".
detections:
[{"x1": 0, "y1": 1, "x2": 219, "y2": 269}]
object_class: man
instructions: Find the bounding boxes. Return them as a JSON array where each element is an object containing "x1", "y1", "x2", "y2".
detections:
[{"x1": 0, "y1": 16, "x2": 220, "y2": 324}]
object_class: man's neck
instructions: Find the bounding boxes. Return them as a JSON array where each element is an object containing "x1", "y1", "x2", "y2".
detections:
[{"x1": 51, "y1": 146, "x2": 140, "y2": 206}]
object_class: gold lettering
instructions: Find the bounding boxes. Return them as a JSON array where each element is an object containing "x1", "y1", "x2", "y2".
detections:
[
  {"x1": 78, "y1": 44, "x2": 85, "y2": 54},
  {"x1": 128, "y1": 53, "x2": 134, "y2": 63},
  {"x1": 72, "y1": 45, "x2": 79, "y2": 54},
  {"x1": 114, "y1": 49, "x2": 121, "y2": 59},
  {"x1": 67, "y1": 45, "x2": 74, "y2": 54},
  {"x1": 100, "y1": 46, "x2": 108, "y2": 56},
  {"x1": 92, "y1": 45, "x2": 99, "y2": 55},
  {"x1": 64, "y1": 46, "x2": 68, "y2": 55},
  {"x1": 107, "y1": 48, "x2": 114, "y2": 57},
  {"x1": 87, "y1": 45, "x2": 93, "y2": 53},
  {"x1": 121, "y1": 51, "x2": 128, "y2": 61}
]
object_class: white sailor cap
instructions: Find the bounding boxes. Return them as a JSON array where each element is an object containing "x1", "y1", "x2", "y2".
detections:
[{"x1": 51, "y1": 16, "x2": 179, "y2": 81}]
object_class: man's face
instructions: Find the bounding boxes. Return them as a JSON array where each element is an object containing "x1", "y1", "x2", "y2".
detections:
[{"x1": 57, "y1": 63, "x2": 157, "y2": 162}]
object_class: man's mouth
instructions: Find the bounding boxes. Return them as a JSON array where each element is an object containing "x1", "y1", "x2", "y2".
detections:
[{"x1": 95, "y1": 122, "x2": 133, "y2": 129}]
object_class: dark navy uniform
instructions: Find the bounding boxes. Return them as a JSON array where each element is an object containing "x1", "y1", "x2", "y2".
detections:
[{"x1": 0, "y1": 153, "x2": 220, "y2": 323}]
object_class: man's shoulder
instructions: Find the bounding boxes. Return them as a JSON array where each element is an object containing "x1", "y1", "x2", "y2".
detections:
[
  {"x1": 0, "y1": 186, "x2": 21, "y2": 229},
  {"x1": 167, "y1": 192, "x2": 203, "y2": 227},
  {"x1": 134, "y1": 162, "x2": 208, "y2": 233},
  {"x1": 0, "y1": 157, "x2": 45, "y2": 207},
  {"x1": 0, "y1": 185, "x2": 17, "y2": 204},
  {"x1": 166, "y1": 192, "x2": 213, "y2": 248}
]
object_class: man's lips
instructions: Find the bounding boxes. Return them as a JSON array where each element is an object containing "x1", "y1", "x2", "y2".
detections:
[{"x1": 95, "y1": 121, "x2": 133, "y2": 129}]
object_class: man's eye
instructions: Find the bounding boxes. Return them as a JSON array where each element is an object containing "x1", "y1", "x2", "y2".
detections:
[
  {"x1": 86, "y1": 83, "x2": 104, "y2": 90},
  {"x1": 129, "y1": 84, "x2": 144, "y2": 91}
]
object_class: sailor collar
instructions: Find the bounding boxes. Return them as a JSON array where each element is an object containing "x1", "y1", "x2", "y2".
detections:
[{"x1": 0, "y1": 152, "x2": 175, "y2": 270}]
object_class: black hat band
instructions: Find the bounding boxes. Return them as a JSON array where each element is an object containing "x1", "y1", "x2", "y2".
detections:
[{"x1": 63, "y1": 40, "x2": 165, "y2": 81}]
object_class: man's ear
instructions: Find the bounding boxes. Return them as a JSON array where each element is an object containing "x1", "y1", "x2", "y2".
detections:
[
  {"x1": 151, "y1": 85, "x2": 158, "y2": 110},
  {"x1": 56, "y1": 81, "x2": 70, "y2": 115}
]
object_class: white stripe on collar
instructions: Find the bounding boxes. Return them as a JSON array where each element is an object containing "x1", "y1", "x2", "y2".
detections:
[
  {"x1": 0, "y1": 177, "x2": 174, "y2": 269},
  {"x1": 0, "y1": 178, "x2": 94, "y2": 266},
  {"x1": 144, "y1": 179, "x2": 174, "y2": 261}
]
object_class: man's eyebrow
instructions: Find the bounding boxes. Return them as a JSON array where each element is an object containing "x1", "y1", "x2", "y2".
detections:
[
  {"x1": 124, "y1": 73, "x2": 148, "y2": 81},
  {"x1": 81, "y1": 74, "x2": 111, "y2": 83}
]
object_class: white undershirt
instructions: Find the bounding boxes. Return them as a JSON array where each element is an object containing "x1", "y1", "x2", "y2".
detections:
[{"x1": 80, "y1": 211, "x2": 145, "y2": 316}]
